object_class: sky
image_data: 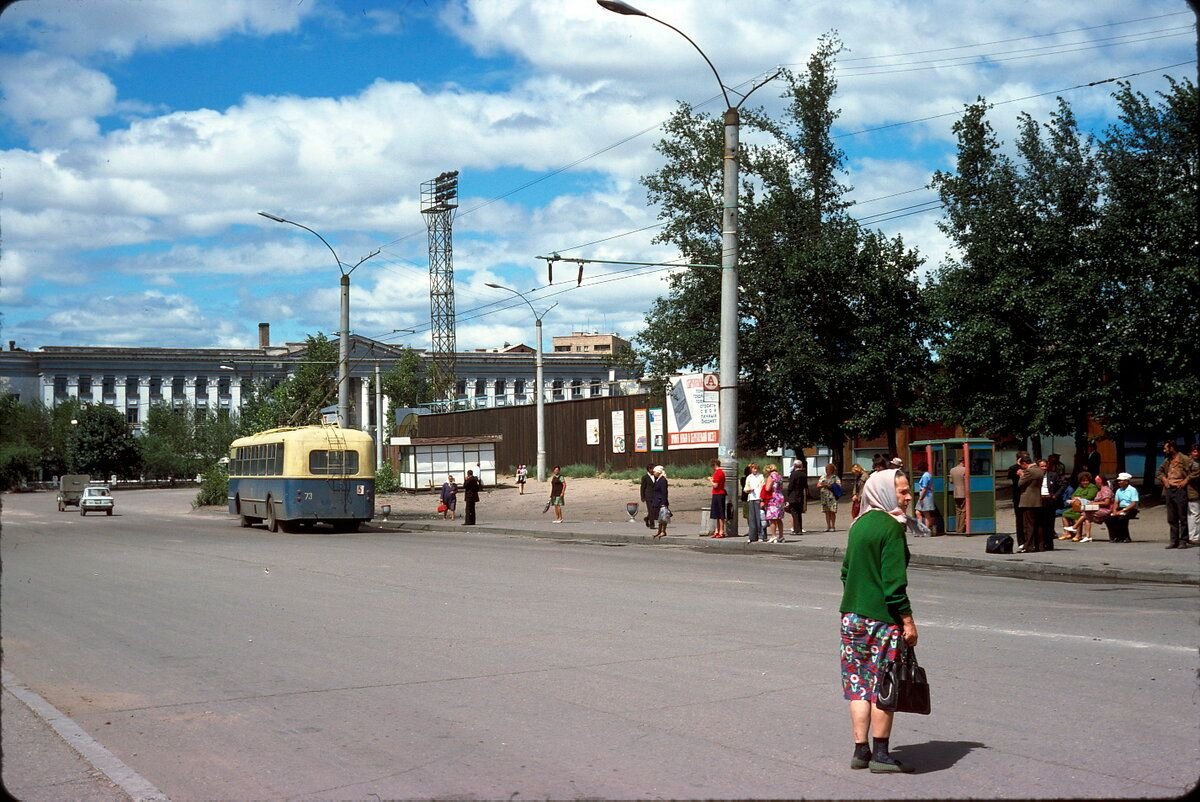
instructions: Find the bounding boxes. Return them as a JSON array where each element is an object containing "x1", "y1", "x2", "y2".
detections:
[{"x1": 0, "y1": 0, "x2": 1195, "y2": 354}]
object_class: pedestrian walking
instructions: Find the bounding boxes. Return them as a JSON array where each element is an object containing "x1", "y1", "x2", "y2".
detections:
[
  {"x1": 1157, "y1": 440, "x2": 1198, "y2": 549},
  {"x1": 914, "y1": 464, "x2": 935, "y2": 533},
  {"x1": 949, "y1": 456, "x2": 968, "y2": 534},
  {"x1": 640, "y1": 463, "x2": 656, "y2": 529},
  {"x1": 549, "y1": 466, "x2": 566, "y2": 523},
  {"x1": 649, "y1": 465, "x2": 670, "y2": 538},
  {"x1": 1189, "y1": 444, "x2": 1200, "y2": 544},
  {"x1": 463, "y1": 470, "x2": 480, "y2": 525},
  {"x1": 839, "y1": 467, "x2": 919, "y2": 774},
  {"x1": 818, "y1": 463, "x2": 841, "y2": 531},
  {"x1": 440, "y1": 475, "x2": 458, "y2": 520},
  {"x1": 763, "y1": 463, "x2": 786, "y2": 542},
  {"x1": 744, "y1": 463, "x2": 765, "y2": 542},
  {"x1": 787, "y1": 456, "x2": 808, "y2": 535},
  {"x1": 708, "y1": 458, "x2": 728, "y2": 538},
  {"x1": 516, "y1": 464, "x2": 528, "y2": 494}
]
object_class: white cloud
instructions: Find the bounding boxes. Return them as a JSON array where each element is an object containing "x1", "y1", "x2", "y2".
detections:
[{"x1": 0, "y1": 53, "x2": 116, "y2": 147}]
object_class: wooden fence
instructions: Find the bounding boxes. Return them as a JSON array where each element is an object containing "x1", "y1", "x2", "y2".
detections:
[{"x1": 405, "y1": 393, "x2": 716, "y2": 473}]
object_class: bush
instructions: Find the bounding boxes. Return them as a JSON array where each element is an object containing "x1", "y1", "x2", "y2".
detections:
[
  {"x1": 376, "y1": 462, "x2": 400, "y2": 494},
  {"x1": 193, "y1": 462, "x2": 229, "y2": 508}
]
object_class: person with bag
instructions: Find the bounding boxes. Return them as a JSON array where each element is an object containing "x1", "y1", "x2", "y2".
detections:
[
  {"x1": 648, "y1": 465, "x2": 670, "y2": 538},
  {"x1": 439, "y1": 475, "x2": 458, "y2": 520},
  {"x1": 818, "y1": 463, "x2": 842, "y2": 532},
  {"x1": 849, "y1": 463, "x2": 866, "y2": 520},
  {"x1": 640, "y1": 463, "x2": 656, "y2": 529},
  {"x1": 548, "y1": 466, "x2": 566, "y2": 523},
  {"x1": 762, "y1": 463, "x2": 786, "y2": 542},
  {"x1": 839, "y1": 468, "x2": 920, "y2": 774}
]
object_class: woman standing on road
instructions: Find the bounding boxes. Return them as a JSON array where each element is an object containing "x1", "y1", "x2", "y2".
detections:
[
  {"x1": 649, "y1": 465, "x2": 670, "y2": 538},
  {"x1": 762, "y1": 464, "x2": 786, "y2": 542},
  {"x1": 743, "y1": 463, "x2": 765, "y2": 543},
  {"x1": 440, "y1": 475, "x2": 458, "y2": 520},
  {"x1": 840, "y1": 468, "x2": 919, "y2": 774}
]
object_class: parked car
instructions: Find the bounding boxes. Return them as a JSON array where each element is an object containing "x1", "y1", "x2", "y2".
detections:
[
  {"x1": 57, "y1": 474, "x2": 91, "y2": 511},
  {"x1": 79, "y1": 486, "x2": 115, "y2": 516}
]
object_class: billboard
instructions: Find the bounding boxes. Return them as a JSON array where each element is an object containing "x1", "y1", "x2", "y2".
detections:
[{"x1": 666, "y1": 373, "x2": 719, "y2": 449}]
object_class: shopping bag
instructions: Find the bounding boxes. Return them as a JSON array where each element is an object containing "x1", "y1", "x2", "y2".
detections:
[{"x1": 875, "y1": 646, "x2": 931, "y2": 715}]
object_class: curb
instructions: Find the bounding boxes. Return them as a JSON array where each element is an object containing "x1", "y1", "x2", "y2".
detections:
[{"x1": 368, "y1": 520, "x2": 1198, "y2": 586}]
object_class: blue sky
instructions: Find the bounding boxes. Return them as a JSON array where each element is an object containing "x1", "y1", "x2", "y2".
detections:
[{"x1": 0, "y1": 0, "x2": 1194, "y2": 353}]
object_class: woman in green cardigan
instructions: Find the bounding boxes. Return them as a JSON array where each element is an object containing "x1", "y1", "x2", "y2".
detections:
[{"x1": 840, "y1": 468, "x2": 919, "y2": 774}]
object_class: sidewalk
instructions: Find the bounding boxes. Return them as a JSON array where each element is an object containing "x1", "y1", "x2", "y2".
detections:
[{"x1": 374, "y1": 503, "x2": 1200, "y2": 586}]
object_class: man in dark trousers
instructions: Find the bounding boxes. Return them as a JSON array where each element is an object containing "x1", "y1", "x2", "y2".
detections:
[
  {"x1": 463, "y1": 469, "x2": 481, "y2": 526},
  {"x1": 1007, "y1": 451, "x2": 1029, "y2": 546},
  {"x1": 1016, "y1": 455, "x2": 1045, "y2": 553},
  {"x1": 786, "y1": 456, "x2": 808, "y2": 535},
  {"x1": 640, "y1": 463, "x2": 656, "y2": 529},
  {"x1": 1158, "y1": 440, "x2": 1198, "y2": 549}
]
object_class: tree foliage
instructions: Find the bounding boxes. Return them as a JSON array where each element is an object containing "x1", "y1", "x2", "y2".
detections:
[
  {"x1": 66, "y1": 403, "x2": 141, "y2": 479},
  {"x1": 139, "y1": 402, "x2": 239, "y2": 479},
  {"x1": 237, "y1": 333, "x2": 340, "y2": 434},
  {"x1": 379, "y1": 347, "x2": 426, "y2": 412}
]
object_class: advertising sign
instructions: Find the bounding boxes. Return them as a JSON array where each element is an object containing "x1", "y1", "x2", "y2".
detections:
[
  {"x1": 648, "y1": 407, "x2": 665, "y2": 452},
  {"x1": 611, "y1": 410, "x2": 626, "y2": 453},
  {"x1": 633, "y1": 409, "x2": 648, "y2": 452},
  {"x1": 666, "y1": 373, "x2": 719, "y2": 449},
  {"x1": 586, "y1": 418, "x2": 600, "y2": 446}
]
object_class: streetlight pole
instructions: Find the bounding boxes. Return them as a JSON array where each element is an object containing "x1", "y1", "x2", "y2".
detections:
[
  {"x1": 485, "y1": 283, "x2": 557, "y2": 483},
  {"x1": 597, "y1": 0, "x2": 779, "y2": 538},
  {"x1": 258, "y1": 212, "x2": 379, "y2": 429}
]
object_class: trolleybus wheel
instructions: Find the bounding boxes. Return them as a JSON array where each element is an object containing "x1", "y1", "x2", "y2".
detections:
[{"x1": 265, "y1": 497, "x2": 280, "y2": 533}]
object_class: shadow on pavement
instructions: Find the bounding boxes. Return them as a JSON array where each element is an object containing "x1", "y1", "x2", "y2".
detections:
[{"x1": 891, "y1": 739, "x2": 988, "y2": 773}]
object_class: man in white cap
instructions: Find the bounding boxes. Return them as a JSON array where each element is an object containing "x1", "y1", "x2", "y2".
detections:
[{"x1": 1106, "y1": 472, "x2": 1139, "y2": 543}]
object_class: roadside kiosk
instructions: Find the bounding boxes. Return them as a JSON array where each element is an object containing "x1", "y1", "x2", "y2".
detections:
[{"x1": 908, "y1": 438, "x2": 996, "y2": 534}]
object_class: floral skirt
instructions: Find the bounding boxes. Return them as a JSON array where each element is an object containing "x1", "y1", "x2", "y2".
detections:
[{"x1": 840, "y1": 612, "x2": 901, "y2": 702}]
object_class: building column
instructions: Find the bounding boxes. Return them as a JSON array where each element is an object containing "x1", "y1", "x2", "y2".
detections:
[
  {"x1": 184, "y1": 376, "x2": 197, "y2": 408},
  {"x1": 230, "y1": 376, "x2": 241, "y2": 413},
  {"x1": 114, "y1": 374, "x2": 127, "y2": 413},
  {"x1": 358, "y1": 377, "x2": 368, "y2": 430},
  {"x1": 41, "y1": 375, "x2": 54, "y2": 407},
  {"x1": 92, "y1": 374, "x2": 104, "y2": 404},
  {"x1": 138, "y1": 376, "x2": 150, "y2": 420},
  {"x1": 206, "y1": 377, "x2": 218, "y2": 413}
]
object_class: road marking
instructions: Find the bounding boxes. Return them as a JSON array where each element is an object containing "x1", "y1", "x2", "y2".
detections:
[
  {"x1": 921, "y1": 620, "x2": 1194, "y2": 653},
  {"x1": 2, "y1": 669, "x2": 170, "y2": 802}
]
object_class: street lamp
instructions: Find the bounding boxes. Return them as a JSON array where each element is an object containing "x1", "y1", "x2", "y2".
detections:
[
  {"x1": 258, "y1": 211, "x2": 380, "y2": 429},
  {"x1": 597, "y1": 0, "x2": 778, "y2": 537},
  {"x1": 485, "y1": 282, "x2": 556, "y2": 483}
]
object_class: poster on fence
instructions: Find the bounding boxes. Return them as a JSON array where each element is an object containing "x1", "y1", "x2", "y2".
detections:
[
  {"x1": 648, "y1": 407, "x2": 665, "y2": 452},
  {"x1": 611, "y1": 410, "x2": 626, "y2": 453},
  {"x1": 633, "y1": 409, "x2": 648, "y2": 452},
  {"x1": 586, "y1": 418, "x2": 600, "y2": 446},
  {"x1": 666, "y1": 373, "x2": 719, "y2": 449}
]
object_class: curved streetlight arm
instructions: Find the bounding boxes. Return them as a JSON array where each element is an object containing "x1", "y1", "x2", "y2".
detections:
[
  {"x1": 258, "y1": 211, "x2": 345, "y2": 273},
  {"x1": 598, "y1": 0, "x2": 731, "y2": 110},
  {"x1": 484, "y1": 283, "x2": 556, "y2": 322}
]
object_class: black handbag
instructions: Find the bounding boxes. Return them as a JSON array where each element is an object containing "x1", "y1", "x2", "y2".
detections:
[
  {"x1": 876, "y1": 646, "x2": 931, "y2": 715},
  {"x1": 986, "y1": 534, "x2": 1014, "y2": 554}
]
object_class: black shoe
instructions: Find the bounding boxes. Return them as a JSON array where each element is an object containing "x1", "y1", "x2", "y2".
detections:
[
  {"x1": 1165, "y1": 543, "x2": 1179, "y2": 549},
  {"x1": 1179, "y1": 542, "x2": 1192, "y2": 549},
  {"x1": 869, "y1": 757, "x2": 915, "y2": 773}
]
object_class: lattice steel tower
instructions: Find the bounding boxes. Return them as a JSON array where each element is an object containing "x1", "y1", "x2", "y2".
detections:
[{"x1": 421, "y1": 170, "x2": 460, "y2": 397}]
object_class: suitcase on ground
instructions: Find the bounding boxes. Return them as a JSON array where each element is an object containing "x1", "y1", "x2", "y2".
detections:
[{"x1": 986, "y1": 534, "x2": 1014, "y2": 554}]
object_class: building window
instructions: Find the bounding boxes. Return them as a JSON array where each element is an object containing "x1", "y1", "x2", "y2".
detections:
[
  {"x1": 455, "y1": 380, "x2": 467, "y2": 398},
  {"x1": 494, "y1": 379, "x2": 506, "y2": 397},
  {"x1": 570, "y1": 379, "x2": 582, "y2": 398},
  {"x1": 554, "y1": 345, "x2": 570, "y2": 352},
  {"x1": 125, "y1": 377, "x2": 139, "y2": 398},
  {"x1": 54, "y1": 376, "x2": 68, "y2": 399},
  {"x1": 590, "y1": 378, "x2": 602, "y2": 396},
  {"x1": 218, "y1": 377, "x2": 231, "y2": 397},
  {"x1": 78, "y1": 376, "x2": 93, "y2": 400},
  {"x1": 149, "y1": 377, "x2": 162, "y2": 400},
  {"x1": 172, "y1": 376, "x2": 185, "y2": 398},
  {"x1": 474, "y1": 378, "x2": 486, "y2": 397},
  {"x1": 552, "y1": 379, "x2": 564, "y2": 400},
  {"x1": 513, "y1": 379, "x2": 526, "y2": 399},
  {"x1": 102, "y1": 375, "x2": 116, "y2": 399},
  {"x1": 126, "y1": 406, "x2": 139, "y2": 425},
  {"x1": 595, "y1": 344, "x2": 610, "y2": 352}
]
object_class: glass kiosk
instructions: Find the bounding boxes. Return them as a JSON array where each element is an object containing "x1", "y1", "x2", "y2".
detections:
[{"x1": 908, "y1": 438, "x2": 996, "y2": 534}]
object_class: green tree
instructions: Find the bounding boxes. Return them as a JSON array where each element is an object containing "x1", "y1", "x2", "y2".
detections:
[
  {"x1": 0, "y1": 396, "x2": 47, "y2": 488},
  {"x1": 139, "y1": 403, "x2": 195, "y2": 479},
  {"x1": 380, "y1": 347, "x2": 426, "y2": 411},
  {"x1": 1094, "y1": 79, "x2": 1199, "y2": 446},
  {"x1": 236, "y1": 333, "x2": 340, "y2": 434},
  {"x1": 66, "y1": 403, "x2": 141, "y2": 479}
]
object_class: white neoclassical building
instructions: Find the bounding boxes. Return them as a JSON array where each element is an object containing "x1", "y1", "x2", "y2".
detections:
[{"x1": 0, "y1": 325, "x2": 637, "y2": 435}]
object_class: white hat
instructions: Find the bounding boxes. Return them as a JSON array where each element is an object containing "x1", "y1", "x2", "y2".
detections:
[
  {"x1": 1117, "y1": 472, "x2": 1133, "y2": 481},
  {"x1": 890, "y1": 457, "x2": 904, "y2": 468}
]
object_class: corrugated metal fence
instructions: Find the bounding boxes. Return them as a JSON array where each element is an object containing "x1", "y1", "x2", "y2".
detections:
[{"x1": 409, "y1": 394, "x2": 717, "y2": 473}]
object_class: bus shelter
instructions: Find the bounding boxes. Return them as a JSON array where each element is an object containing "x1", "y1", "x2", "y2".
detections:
[
  {"x1": 908, "y1": 438, "x2": 996, "y2": 534},
  {"x1": 389, "y1": 435, "x2": 500, "y2": 490}
]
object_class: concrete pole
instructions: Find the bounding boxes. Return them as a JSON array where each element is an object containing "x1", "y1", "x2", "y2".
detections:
[
  {"x1": 339, "y1": 273, "x2": 350, "y2": 429},
  {"x1": 374, "y1": 363, "x2": 383, "y2": 469},
  {"x1": 719, "y1": 106, "x2": 740, "y2": 537},
  {"x1": 536, "y1": 317, "x2": 546, "y2": 483}
]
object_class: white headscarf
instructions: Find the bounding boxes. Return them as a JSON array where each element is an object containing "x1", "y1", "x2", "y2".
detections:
[{"x1": 859, "y1": 468, "x2": 905, "y2": 523}]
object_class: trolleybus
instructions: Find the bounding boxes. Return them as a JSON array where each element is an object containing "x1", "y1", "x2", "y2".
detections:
[{"x1": 227, "y1": 425, "x2": 375, "y2": 532}]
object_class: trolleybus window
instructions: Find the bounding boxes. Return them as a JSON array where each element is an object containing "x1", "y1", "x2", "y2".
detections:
[{"x1": 309, "y1": 449, "x2": 359, "y2": 475}]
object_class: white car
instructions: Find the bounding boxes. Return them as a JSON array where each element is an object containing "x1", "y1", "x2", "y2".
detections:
[{"x1": 79, "y1": 486, "x2": 115, "y2": 516}]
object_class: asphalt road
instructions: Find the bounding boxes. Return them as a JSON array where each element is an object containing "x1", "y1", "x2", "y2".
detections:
[{"x1": 2, "y1": 488, "x2": 1197, "y2": 800}]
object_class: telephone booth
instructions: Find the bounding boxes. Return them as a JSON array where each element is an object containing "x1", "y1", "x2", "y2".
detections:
[{"x1": 909, "y1": 438, "x2": 996, "y2": 534}]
